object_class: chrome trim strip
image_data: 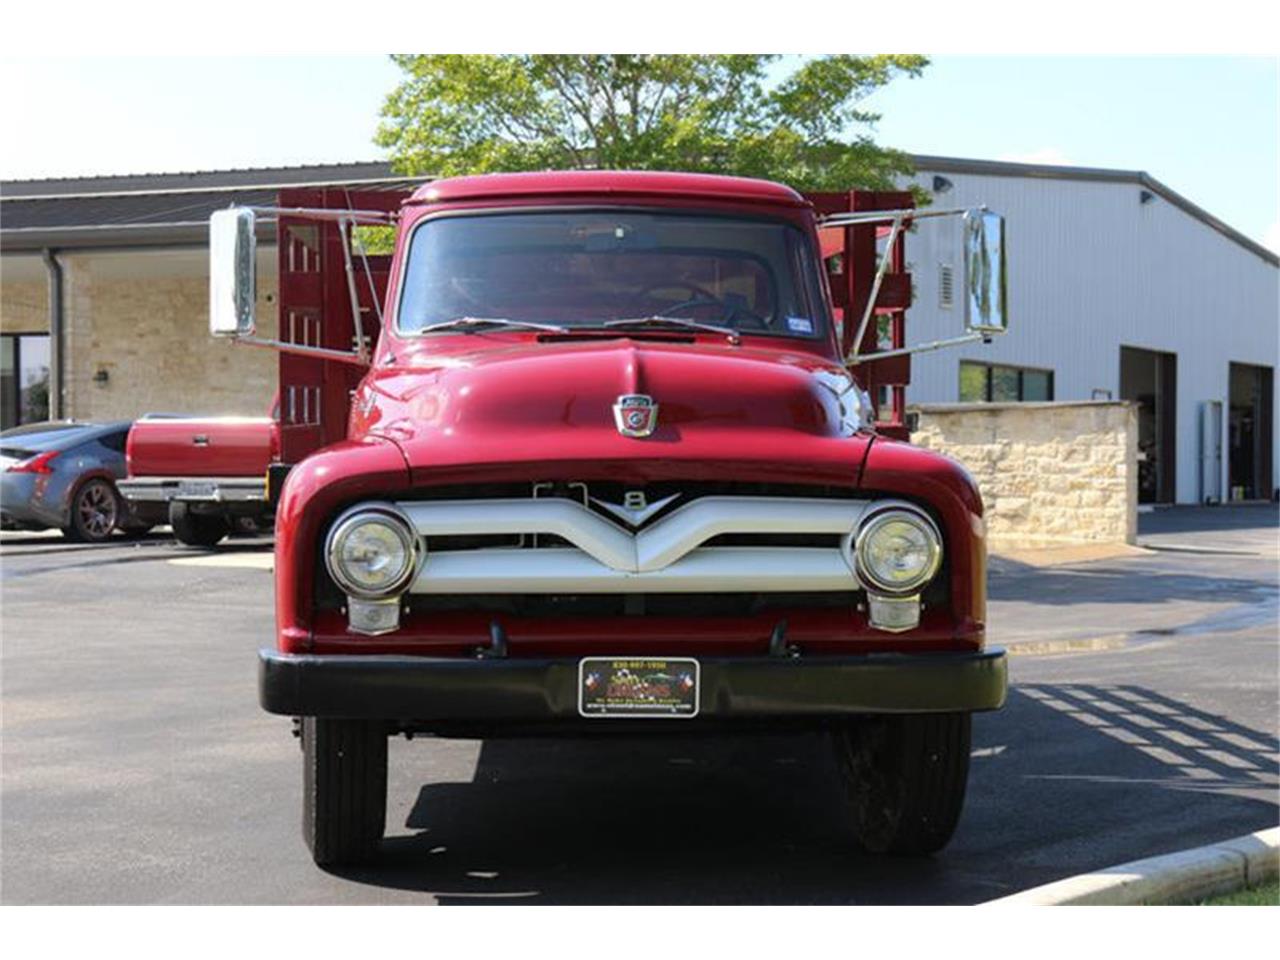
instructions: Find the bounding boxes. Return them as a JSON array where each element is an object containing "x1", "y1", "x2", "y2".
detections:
[
  {"x1": 400, "y1": 498, "x2": 637, "y2": 570},
  {"x1": 388, "y1": 495, "x2": 935, "y2": 594},
  {"x1": 397, "y1": 496, "x2": 872, "y2": 574},
  {"x1": 411, "y1": 547, "x2": 857, "y2": 594},
  {"x1": 635, "y1": 497, "x2": 865, "y2": 572}
]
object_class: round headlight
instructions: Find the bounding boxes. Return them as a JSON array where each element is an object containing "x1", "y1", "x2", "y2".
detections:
[
  {"x1": 854, "y1": 508, "x2": 942, "y2": 595},
  {"x1": 325, "y1": 509, "x2": 418, "y2": 598}
]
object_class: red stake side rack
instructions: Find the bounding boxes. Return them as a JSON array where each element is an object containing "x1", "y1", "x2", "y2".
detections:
[
  {"x1": 268, "y1": 185, "x2": 921, "y2": 464},
  {"x1": 805, "y1": 189, "x2": 916, "y2": 442}
]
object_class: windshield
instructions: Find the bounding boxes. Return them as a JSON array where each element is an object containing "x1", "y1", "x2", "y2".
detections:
[{"x1": 396, "y1": 210, "x2": 827, "y2": 339}]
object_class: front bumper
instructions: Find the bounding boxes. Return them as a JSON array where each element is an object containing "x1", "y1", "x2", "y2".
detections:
[{"x1": 259, "y1": 647, "x2": 1007, "y2": 722}]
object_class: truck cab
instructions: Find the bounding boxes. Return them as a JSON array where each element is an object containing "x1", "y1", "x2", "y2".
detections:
[{"x1": 212, "y1": 170, "x2": 1008, "y2": 866}]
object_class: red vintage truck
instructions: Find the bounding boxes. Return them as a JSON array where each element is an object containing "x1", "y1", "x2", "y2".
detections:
[
  {"x1": 208, "y1": 171, "x2": 1009, "y2": 866},
  {"x1": 119, "y1": 400, "x2": 280, "y2": 546}
]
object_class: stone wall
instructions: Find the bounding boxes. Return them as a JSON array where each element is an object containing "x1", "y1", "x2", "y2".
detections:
[
  {"x1": 0, "y1": 278, "x2": 48, "y2": 334},
  {"x1": 60, "y1": 253, "x2": 278, "y2": 421},
  {"x1": 910, "y1": 401, "x2": 1138, "y2": 546}
]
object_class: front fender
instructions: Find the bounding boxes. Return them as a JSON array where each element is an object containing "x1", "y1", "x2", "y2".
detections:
[
  {"x1": 274, "y1": 437, "x2": 411, "y2": 653},
  {"x1": 858, "y1": 437, "x2": 987, "y2": 642}
]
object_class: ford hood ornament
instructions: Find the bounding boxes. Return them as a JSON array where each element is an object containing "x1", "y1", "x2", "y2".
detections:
[{"x1": 613, "y1": 394, "x2": 659, "y2": 438}]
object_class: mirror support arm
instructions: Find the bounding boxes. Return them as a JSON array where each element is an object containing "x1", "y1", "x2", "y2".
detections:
[
  {"x1": 229, "y1": 336, "x2": 370, "y2": 367},
  {"x1": 244, "y1": 206, "x2": 395, "y2": 225},
  {"x1": 847, "y1": 332, "x2": 988, "y2": 366}
]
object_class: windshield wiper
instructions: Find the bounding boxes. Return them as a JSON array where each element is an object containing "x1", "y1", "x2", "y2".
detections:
[
  {"x1": 415, "y1": 316, "x2": 569, "y2": 335},
  {"x1": 601, "y1": 315, "x2": 740, "y2": 344}
]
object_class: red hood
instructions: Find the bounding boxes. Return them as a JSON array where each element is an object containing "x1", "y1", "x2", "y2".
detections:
[{"x1": 352, "y1": 337, "x2": 873, "y2": 487}]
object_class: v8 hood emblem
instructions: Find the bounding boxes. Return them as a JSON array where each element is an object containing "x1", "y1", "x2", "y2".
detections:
[{"x1": 613, "y1": 394, "x2": 658, "y2": 438}]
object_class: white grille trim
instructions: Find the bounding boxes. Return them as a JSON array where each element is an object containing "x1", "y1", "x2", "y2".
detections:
[{"x1": 392, "y1": 495, "x2": 898, "y2": 595}]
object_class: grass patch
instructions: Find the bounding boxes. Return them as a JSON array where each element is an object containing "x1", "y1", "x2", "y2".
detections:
[{"x1": 1198, "y1": 878, "x2": 1279, "y2": 906}]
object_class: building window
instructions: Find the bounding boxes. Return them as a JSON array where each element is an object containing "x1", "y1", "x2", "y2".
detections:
[
  {"x1": 959, "y1": 361, "x2": 1054, "y2": 403},
  {"x1": 1, "y1": 333, "x2": 51, "y2": 431}
]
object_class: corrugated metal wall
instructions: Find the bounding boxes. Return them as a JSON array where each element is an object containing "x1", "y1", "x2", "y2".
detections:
[{"x1": 898, "y1": 168, "x2": 1280, "y2": 504}]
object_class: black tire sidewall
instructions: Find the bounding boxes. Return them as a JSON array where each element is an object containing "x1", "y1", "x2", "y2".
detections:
[
  {"x1": 834, "y1": 712, "x2": 972, "y2": 856},
  {"x1": 301, "y1": 717, "x2": 388, "y2": 867},
  {"x1": 169, "y1": 501, "x2": 230, "y2": 547}
]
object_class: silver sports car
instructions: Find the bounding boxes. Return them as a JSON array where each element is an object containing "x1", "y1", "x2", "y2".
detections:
[{"x1": 0, "y1": 420, "x2": 151, "y2": 542}]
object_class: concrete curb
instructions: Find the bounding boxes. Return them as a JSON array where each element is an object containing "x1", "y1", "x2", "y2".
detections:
[
  {"x1": 1001, "y1": 634, "x2": 1131, "y2": 657},
  {"x1": 981, "y1": 827, "x2": 1280, "y2": 905}
]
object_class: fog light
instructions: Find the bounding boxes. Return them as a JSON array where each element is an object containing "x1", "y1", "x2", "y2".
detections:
[
  {"x1": 347, "y1": 596, "x2": 402, "y2": 636},
  {"x1": 325, "y1": 507, "x2": 419, "y2": 599},
  {"x1": 868, "y1": 593, "x2": 922, "y2": 633}
]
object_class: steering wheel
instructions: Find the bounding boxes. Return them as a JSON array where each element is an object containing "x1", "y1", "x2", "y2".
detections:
[
  {"x1": 634, "y1": 281, "x2": 764, "y2": 327},
  {"x1": 636, "y1": 280, "x2": 720, "y2": 309}
]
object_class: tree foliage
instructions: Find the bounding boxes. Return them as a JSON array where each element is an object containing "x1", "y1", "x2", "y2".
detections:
[{"x1": 376, "y1": 55, "x2": 927, "y2": 191}]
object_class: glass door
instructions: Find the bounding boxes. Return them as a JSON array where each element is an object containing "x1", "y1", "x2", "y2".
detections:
[
  {"x1": 1, "y1": 334, "x2": 51, "y2": 431},
  {"x1": 1, "y1": 337, "x2": 15, "y2": 430}
]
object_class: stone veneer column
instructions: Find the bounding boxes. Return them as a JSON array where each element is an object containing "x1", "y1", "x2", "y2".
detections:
[{"x1": 910, "y1": 401, "x2": 1138, "y2": 546}]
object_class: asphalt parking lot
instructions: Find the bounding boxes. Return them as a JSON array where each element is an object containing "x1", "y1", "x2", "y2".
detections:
[{"x1": 1, "y1": 506, "x2": 1276, "y2": 904}]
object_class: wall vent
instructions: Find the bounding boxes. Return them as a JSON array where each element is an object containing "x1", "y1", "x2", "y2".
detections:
[{"x1": 939, "y1": 263, "x2": 955, "y2": 309}]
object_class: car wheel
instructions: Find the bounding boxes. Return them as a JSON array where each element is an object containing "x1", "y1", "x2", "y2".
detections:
[
  {"x1": 832, "y1": 712, "x2": 971, "y2": 855},
  {"x1": 301, "y1": 717, "x2": 388, "y2": 867},
  {"x1": 62, "y1": 478, "x2": 122, "y2": 543},
  {"x1": 168, "y1": 502, "x2": 230, "y2": 547}
]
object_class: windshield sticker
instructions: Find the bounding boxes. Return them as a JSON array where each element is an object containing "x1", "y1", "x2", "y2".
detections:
[{"x1": 786, "y1": 316, "x2": 814, "y2": 335}]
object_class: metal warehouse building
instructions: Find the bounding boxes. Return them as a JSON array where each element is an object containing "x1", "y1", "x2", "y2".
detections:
[
  {"x1": 2, "y1": 156, "x2": 1276, "y2": 506},
  {"x1": 901, "y1": 156, "x2": 1279, "y2": 506}
]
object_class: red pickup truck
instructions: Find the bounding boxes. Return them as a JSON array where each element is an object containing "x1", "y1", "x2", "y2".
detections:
[
  {"x1": 119, "y1": 399, "x2": 280, "y2": 546},
  {"x1": 208, "y1": 171, "x2": 1010, "y2": 867}
]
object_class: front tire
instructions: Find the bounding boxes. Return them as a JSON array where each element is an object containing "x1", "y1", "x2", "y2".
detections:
[
  {"x1": 301, "y1": 717, "x2": 388, "y2": 867},
  {"x1": 833, "y1": 712, "x2": 972, "y2": 855},
  {"x1": 63, "y1": 478, "x2": 122, "y2": 543},
  {"x1": 168, "y1": 502, "x2": 230, "y2": 547}
]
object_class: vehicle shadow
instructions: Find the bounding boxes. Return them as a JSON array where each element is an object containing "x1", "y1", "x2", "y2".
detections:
[
  {"x1": 988, "y1": 564, "x2": 1275, "y2": 608},
  {"x1": 172, "y1": 538, "x2": 275, "y2": 554},
  {"x1": 0, "y1": 531, "x2": 177, "y2": 558},
  {"x1": 0, "y1": 532, "x2": 273, "y2": 556},
  {"x1": 329, "y1": 683, "x2": 1279, "y2": 904},
  {"x1": 1138, "y1": 504, "x2": 1278, "y2": 537},
  {"x1": 0, "y1": 534, "x2": 274, "y2": 580}
]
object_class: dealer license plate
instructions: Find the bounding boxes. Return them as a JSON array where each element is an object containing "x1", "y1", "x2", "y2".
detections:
[
  {"x1": 177, "y1": 480, "x2": 219, "y2": 500},
  {"x1": 578, "y1": 657, "x2": 700, "y2": 719}
]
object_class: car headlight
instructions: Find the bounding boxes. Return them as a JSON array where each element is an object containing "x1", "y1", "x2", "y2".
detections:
[
  {"x1": 854, "y1": 507, "x2": 943, "y2": 595},
  {"x1": 325, "y1": 508, "x2": 419, "y2": 599}
]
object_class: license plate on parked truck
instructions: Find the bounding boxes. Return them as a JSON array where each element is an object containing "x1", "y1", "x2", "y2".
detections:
[
  {"x1": 177, "y1": 480, "x2": 219, "y2": 500},
  {"x1": 578, "y1": 657, "x2": 700, "y2": 718}
]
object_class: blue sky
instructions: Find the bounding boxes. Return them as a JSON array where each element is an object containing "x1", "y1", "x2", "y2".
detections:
[{"x1": 2, "y1": 55, "x2": 1276, "y2": 250}]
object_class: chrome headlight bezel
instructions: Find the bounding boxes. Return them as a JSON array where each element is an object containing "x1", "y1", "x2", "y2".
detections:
[
  {"x1": 324, "y1": 505, "x2": 422, "y2": 600},
  {"x1": 853, "y1": 505, "x2": 943, "y2": 596}
]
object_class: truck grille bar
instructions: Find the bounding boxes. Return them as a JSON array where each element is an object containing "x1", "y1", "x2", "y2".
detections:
[{"x1": 395, "y1": 496, "x2": 877, "y2": 595}]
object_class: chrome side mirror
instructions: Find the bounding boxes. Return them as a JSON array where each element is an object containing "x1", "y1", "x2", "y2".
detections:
[
  {"x1": 964, "y1": 210, "x2": 1007, "y2": 335},
  {"x1": 209, "y1": 207, "x2": 257, "y2": 338}
]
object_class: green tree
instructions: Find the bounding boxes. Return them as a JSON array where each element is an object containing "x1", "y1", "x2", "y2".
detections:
[{"x1": 376, "y1": 55, "x2": 927, "y2": 191}]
